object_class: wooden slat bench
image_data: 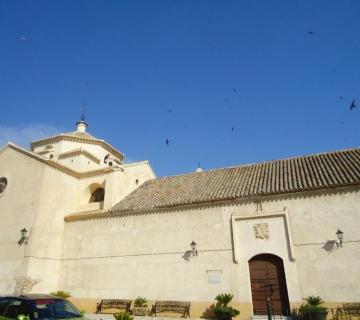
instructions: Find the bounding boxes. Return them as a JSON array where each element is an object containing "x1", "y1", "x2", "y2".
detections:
[
  {"x1": 96, "y1": 299, "x2": 132, "y2": 314},
  {"x1": 152, "y1": 301, "x2": 190, "y2": 318},
  {"x1": 334, "y1": 303, "x2": 360, "y2": 320}
]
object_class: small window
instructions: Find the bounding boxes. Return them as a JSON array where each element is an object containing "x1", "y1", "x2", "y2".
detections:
[
  {"x1": 89, "y1": 188, "x2": 105, "y2": 203},
  {"x1": 104, "y1": 154, "x2": 110, "y2": 163},
  {"x1": 0, "y1": 177, "x2": 7, "y2": 195}
]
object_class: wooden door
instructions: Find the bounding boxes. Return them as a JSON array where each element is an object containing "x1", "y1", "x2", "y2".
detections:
[{"x1": 249, "y1": 254, "x2": 290, "y2": 316}]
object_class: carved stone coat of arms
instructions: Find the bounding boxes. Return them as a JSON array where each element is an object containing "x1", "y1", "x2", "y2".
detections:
[{"x1": 253, "y1": 223, "x2": 270, "y2": 240}]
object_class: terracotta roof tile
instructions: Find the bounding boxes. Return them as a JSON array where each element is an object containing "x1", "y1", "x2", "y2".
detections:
[{"x1": 110, "y1": 147, "x2": 360, "y2": 213}]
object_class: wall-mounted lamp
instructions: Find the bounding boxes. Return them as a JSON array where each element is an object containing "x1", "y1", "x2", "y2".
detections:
[
  {"x1": 335, "y1": 229, "x2": 344, "y2": 248},
  {"x1": 18, "y1": 228, "x2": 29, "y2": 246},
  {"x1": 190, "y1": 241, "x2": 198, "y2": 256}
]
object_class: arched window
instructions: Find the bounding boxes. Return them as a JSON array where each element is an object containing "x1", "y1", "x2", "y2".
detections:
[
  {"x1": 89, "y1": 188, "x2": 105, "y2": 203},
  {"x1": 0, "y1": 177, "x2": 7, "y2": 194}
]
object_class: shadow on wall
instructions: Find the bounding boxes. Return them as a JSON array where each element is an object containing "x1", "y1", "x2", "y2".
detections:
[
  {"x1": 322, "y1": 240, "x2": 337, "y2": 254},
  {"x1": 182, "y1": 250, "x2": 193, "y2": 262},
  {"x1": 202, "y1": 304, "x2": 216, "y2": 319}
]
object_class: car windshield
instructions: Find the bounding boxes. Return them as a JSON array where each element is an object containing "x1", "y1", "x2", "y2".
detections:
[{"x1": 29, "y1": 299, "x2": 82, "y2": 320}]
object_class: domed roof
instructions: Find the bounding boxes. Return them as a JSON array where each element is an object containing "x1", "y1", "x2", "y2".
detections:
[{"x1": 30, "y1": 121, "x2": 124, "y2": 161}]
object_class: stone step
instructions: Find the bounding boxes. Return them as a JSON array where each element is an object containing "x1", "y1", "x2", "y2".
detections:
[
  {"x1": 252, "y1": 316, "x2": 292, "y2": 320},
  {"x1": 85, "y1": 314, "x2": 203, "y2": 320}
]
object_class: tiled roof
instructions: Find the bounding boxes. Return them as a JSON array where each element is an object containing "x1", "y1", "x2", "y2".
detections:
[{"x1": 111, "y1": 148, "x2": 360, "y2": 213}]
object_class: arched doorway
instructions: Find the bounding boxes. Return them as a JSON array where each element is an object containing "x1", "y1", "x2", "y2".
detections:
[{"x1": 249, "y1": 254, "x2": 290, "y2": 316}]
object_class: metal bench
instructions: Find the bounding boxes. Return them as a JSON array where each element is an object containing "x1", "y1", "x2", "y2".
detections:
[
  {"x1": 152, "y1": 300, "x2": 190, "y2": 318},
  {"x1": 96, "y1": 299, "x2": 132, "y2": 314},
  {"x1": 342, "y1": 303, "x2": 360, "y2": 319}
]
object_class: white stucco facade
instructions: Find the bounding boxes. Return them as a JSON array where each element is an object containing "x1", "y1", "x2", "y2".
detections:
[
  {"x1": 58, "y1": 189, "x2": 360, "y2": 304},
  {"x1": 0, "y1": 121, "x2": 359, "y2": 319}
]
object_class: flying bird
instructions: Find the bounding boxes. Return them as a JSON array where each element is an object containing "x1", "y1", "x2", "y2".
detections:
[
  {"x1": 165, "y1": 139, "x2": 170, "y2": 146},
  {"x1": 233, "y1": 88, "x2": 238, "y2": 93},
  {"x1": 339, "y1": 96, "x2": 344, "y2": 100},
  {"x1": 350, "y1": 99, "x2": 359, "y2": 110},
  {"x1": 231, "y1": 127, "x2": 234, "y2": 131},
  {"x1": 307, "y1": 31, "x2": 315, "y2": 35}
]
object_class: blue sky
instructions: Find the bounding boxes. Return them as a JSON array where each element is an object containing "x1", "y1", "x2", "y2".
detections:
[{"x1": 0, "y1": 1, "x2": 359, "y2": 177}]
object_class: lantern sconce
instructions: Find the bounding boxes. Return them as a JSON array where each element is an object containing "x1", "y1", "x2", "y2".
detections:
[
  {"x1": 190, "y1": 241, "x2": 198, "y2": 256},
  {"x1": 335, "y1": 229, "x2": 344, "y2": 248},
  {"x1": 18, "y1": 228, "x2": 29, "y2": 246}
]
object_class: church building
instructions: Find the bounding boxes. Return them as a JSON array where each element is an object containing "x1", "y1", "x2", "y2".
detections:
[{"x1": 0, "y1": 120, "x2": 359, "y2": 319}]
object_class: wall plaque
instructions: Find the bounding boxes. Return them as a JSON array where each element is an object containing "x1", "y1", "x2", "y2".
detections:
[
  {"x1": 207, "y1": 270, "x2": 222, "y2": 284},
  {"x1": 253, "y1": 223, "x2": 269, "y2": 240}
]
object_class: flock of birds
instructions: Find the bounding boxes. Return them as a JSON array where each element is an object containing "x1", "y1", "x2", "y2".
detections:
[
  {"x1": 164, "y1": 96, "x2": 359, "y2": 147},
  {"x1": 16, "y1": 33, "x2": 359, "y2": 147},
  {"x1": 162, "y1": 31, "x2": 359, "y2": 147}
]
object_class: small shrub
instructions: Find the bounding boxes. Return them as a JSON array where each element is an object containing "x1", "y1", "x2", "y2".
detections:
[
  {"x1": 303, "y1": 296, "x2": 324, "y2": 307},
  {"x1": 113, "y1": 312, "x2": 134, "y2": 320},
  {"x1": 50, "y1": 291, "x2": 71, "y2": 299},
  {"x1": 134, "y1": 296, "x2": 148, "y2": 308},
  {"x1": 215, "y1": 294, "x2": 234, "y2": 307},
  {"x1": 299, "y1": 296, "x2": 327, "y2": 320},
  {"x1": 213, "y1": 293, "x2": 240, "y2": 320}
]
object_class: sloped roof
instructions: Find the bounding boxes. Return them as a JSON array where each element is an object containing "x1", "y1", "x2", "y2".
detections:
[{"x1": 110, "y1": 147, "x2": 360, "y2": 213}]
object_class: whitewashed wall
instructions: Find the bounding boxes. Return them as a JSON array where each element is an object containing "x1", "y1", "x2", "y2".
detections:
[
  {"x1": 60, "y1": 187, "x2": 360, "y2": 304},
  {"x1": 0, "y1": 147, "x2": 45, "y2": 294}
]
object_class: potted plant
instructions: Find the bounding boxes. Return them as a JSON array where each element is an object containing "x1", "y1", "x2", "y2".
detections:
[
  {"x1": 299, "y1": 296, "x2": 328, "y2": 320},
  {"x1": 50, "y1": 291, "x2": 71, "y2": 299},
  {"x1": 113, "y1": 312, "x2": 134, "y2": 320},
  {"x1": 133, "y1": 296, "x2": 148, "y2": 316},
  {"x1": 213, "y1": 293, "x2": 240, "y2": 320}
]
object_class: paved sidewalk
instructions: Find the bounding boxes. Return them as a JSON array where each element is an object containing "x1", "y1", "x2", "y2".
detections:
[{"x1": 85, "y1": 314, "x2": 203, "y2": 320}]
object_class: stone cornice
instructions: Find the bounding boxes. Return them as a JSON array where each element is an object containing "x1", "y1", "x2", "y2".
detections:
[
  {"x1": 5, "y1": 143, "x2": 113, "y2": 179},
  {"x1": 58, "y1": 148, "x2": 101, "y2": 164},
  {"x1": 64, "y1": 210, "x2": 109, "y2": 222},
  {"x1": 31, "y1": 134, "x2": 124, "y2": 161},
  {"x1": 63, "y1": 184, "x2": 360, "y2": 223}
]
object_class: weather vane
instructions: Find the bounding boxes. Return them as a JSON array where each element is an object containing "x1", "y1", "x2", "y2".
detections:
[{"x1": 80, "y1": 101, "x2": 86, "y2": 122}]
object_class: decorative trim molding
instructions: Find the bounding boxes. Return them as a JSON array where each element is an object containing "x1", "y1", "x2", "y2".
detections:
[
  {"x1": 6, "y1": 143, "x2": 114, "y2": 179},
  {"x1": 31, "y1": 134, "x2": 124, "y2": 161},
  {"x1": 58, "y1": 148, "x2": 101, "y2": 164},
  {"x1": 38, "y1": 150, "x2": 50, "y2": 155},
  {"x1": 46, "y1": 161, "x2": 114, "y2": 178},
  {"x1": 231, "y1": 209, "x2": 296, "y2": 263},
  {"x1": 65, "y1": 209, "x2": 109, "y2": 222}
]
